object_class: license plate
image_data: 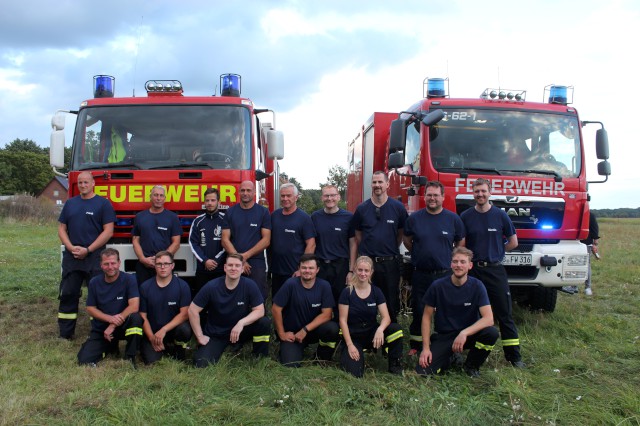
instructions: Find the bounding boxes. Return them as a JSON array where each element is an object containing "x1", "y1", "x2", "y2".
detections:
[{"x1": 502, "y1": 254, "x2": 532, "y2": 265}]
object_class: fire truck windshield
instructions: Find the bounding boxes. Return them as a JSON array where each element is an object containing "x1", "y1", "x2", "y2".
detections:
[
  {"x1": 71, "y1": 105, "x2": 251, "y2": 171},
  {"x1": 428, "y1": 109, "x2": 581, "y2": 178}
]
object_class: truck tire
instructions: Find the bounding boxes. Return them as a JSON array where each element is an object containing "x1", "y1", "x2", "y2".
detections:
[{"x1": 528, "y1": 287, "x2": 557, "y2": 312}]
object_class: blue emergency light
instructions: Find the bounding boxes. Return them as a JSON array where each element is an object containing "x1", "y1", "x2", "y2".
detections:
[
  {"x1": 116, "y1": 217, "x2": 133, "y2": 227},
  {"x1": 549, "y1": 85, "x2": 568, "y2": 104},
  {"x1": 426, "y1": 78, "x2": 446, "y2": 98},
  {"x1": 180, "y1": 217, "x2": 194, "y2": 227},
  {"x1": 94, "y1": 75, "x2": 115, "y2": 98},
  {"x1": 221, "y1": 73, "x2": 241, "y2": 97}
]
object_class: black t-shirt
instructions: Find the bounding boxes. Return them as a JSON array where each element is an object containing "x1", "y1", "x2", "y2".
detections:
[
  {"x1": 338, "y1": 285, "x2": 386, "y2": 332},
  {"x1": 140, "y1": 276, "x2": 191, "y2": 333},
  {"x1": 272, "y1": 277, "x2": 334, "y2": 332},
  {"x1": 86, "y1": 272, "x2": 139, "y2": 333},
  {"x1": 192, "y1": 276, "x2": 264, "y2": 337}
]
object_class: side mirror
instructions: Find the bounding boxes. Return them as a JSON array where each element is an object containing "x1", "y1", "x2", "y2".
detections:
[
  {"x1": 597, "y1": 160, "x2": 611, "y2": 176},
  {"x1": 388, "y1": 152, "x2": 405, "y2": 169},
  {"x1": 595, "y1": 128, "x2": 609, "y2": 160},
  {"x1": 267, "y1": 130, "x2": 284, "y2": 160},
  {"x1": 421, "y1": 109, "x2": 445, "y2": 126},
  {"x1": 50, "y1": 112, "x2": 67, "y2": 168},
  {"x1": 50, "y1": 130, "x2": 65, "y2": 168},
  {"x1": 411, "y1": 175, "x2": 427, "y2": 186},
  {"x1": 389, "y1": 119, "x2": 407, "y2": 153},
  {"x1": 52, "y1": 112, "x2": 66, "y2": 131}
]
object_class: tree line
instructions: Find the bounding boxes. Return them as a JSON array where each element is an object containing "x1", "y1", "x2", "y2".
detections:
[
  {"x1": 2, "y1": 139, "x2": 637, "y2": 218},
  {"x1": 281, "y1": 165, "x2": 348, "y2": 214},
  {"x1": 592, "y1": 208, "x2": 640, "y2": 218},
  {"x1": 0, "y1": 139, "x2": 71, "y2": 196}
]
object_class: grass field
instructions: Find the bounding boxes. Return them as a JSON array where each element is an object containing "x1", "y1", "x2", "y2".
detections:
[{"x1": 0, "y1": 219, "x2": 638, "y2": 425}]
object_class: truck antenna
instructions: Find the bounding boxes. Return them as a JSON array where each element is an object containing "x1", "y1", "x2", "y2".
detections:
[{"x1": 132, "y1": 15, "x2": 144, "y2": 97}]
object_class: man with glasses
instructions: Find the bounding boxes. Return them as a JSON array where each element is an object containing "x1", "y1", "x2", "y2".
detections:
[
  {"x1": 352, "y1": 171, "x2": 408, "y2": 322},
  {"x1": 311, "y1": 185, "x2": 356, "y2": 317},
  {"x1": 132, "y1": 185, "x2": 182, "y2": 284},
  {"x1": 403, "y1": 181, "x2": 465, "y2": 354},
  {"x1": 139, "y1": 251, "x2": 192, "y2": 365}
]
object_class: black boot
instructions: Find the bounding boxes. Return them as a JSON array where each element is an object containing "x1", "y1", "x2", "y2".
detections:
[{"x1": 388, "y1": 357, "x2": 403, "y2": 375}]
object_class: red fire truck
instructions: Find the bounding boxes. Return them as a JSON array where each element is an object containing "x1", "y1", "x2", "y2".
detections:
[
  {"x1": 50, "y1": 74, "x2": 284, "y2": 278},
  {"x1": 347, "y1": 78, "x2": 610, "y2": 311}
]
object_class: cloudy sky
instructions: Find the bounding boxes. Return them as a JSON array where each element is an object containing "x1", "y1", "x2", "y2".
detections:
[{"x1": 2, "y1": 0, "x2": 637, "y2": 209}]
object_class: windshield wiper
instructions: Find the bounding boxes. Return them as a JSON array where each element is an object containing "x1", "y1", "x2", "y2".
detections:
[
  {"x1": 78, "y1": 161, "x2": 142, "y2": 170},
  {"x1": 437, "y1": 167, "x2": 502, "y2": 175},
  {"x1": 146, "y1": 162, "x2": 213, "y2": 170},
  {"x1": 498, "y1": 169, "x2": 562, "y2": 180}
]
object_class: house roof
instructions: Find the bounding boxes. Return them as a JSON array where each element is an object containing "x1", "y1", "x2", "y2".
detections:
[
  {"x1": 36, "y1": 176, "x2": 69, "y2": 198},
  {"x1": 54, "y1": 176, "x2": 69, "y2": 190}
]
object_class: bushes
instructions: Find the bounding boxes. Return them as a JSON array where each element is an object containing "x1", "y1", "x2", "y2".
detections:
[{"x1": 0, "y1": 194, "x2": 58, "y2": 224}]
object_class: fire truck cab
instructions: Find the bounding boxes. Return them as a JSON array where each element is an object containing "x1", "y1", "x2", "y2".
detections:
[
  {"x1": 347, "y1": 78, "x2": 611, "y2": 312},
  {"x1": 50, "y1": 74, "x2": 284, "y2": 278}
]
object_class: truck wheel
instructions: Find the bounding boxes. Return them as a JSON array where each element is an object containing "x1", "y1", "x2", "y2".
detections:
[{"x1": 528, "y1": 287, "x2": 557, "y2": 312}]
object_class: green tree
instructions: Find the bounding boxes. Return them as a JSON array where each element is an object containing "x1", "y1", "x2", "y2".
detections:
[
  {"x1": 279, "y1": 172, "x2": 323, "y2": 214},
  {"x1": 0, "y1": 151, "x2": 54, "y2": 195},
  {"x1": 64, "y1": 146, "x2": 72, "y2": 167},
  {"x1": 3, "y1": 139, "x2": 45, "y2": 155},
  {"x1": 297, "y1": 189, "x2": 323, "y2": 214}
]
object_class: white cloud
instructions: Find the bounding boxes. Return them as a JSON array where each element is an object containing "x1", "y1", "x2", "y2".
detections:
[{"x1": 1, "y1": 0, "x2": 638, "y2": 208}]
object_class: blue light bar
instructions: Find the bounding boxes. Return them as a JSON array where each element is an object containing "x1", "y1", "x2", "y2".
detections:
[
  {"x1": 180, "y1": 217, "x2": 194, "y2": 227},
  {"x1": 93, "y1": 75, "x2": 115, "y2": 98},
  {"x1": 549, "y1": 85, "x2": 567, "y2": 104},
  {"x1": 116, "y1": 218, "x2": 133, "y2": 226},
  {"x1": 541, "y1": 224, "x2": 554, "y2": 230},
  {"x1": 220, "y1": 73, "x2": 241, "y2": 97},
  {"x1": 427, "y1": 78, "x2": 446, "y2": 98}
]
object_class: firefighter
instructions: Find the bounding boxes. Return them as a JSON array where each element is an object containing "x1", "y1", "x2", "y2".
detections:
[
  {"x1": 460, "y1": 178, "x2": 525, "y2": 368},
  {"x1": 311, "y1": 185, "x2": 357, "y2": 319},
  {"x1": 77, "y1": 248, "x2": 143, "y2": 368},
  {"x1": 352, "y1": 171, "x2": 408, "y2": 322},
  {"x1": 403, "y1": 181, "x2": 465, "y2": 354},
  {"x1": 339, "y1": 256, "x2": 404, "y2": 377},
  {"x1": 269, "y1": 183, "x2": 316, "y2": 298},
  {"x1": 189, "y1": 254, "x2": 270, "y2": 367},
  {"x1": 57, "y1": 171, "x2": 115, "y2": 340},
  {"x1": 139, "y1": 251, "x2": 192, "y2": 365},
  {"x1": 132, "y1": 185, "x2": 182, "y2": 284},
  {"x1": 189, "y1": 187, "x2": 226, "y2": 296},
  {"x1": 272, "y1": 254, "x2": 339, "y2": 367},
  {"x1": 221, "y1": 181, "x2": 271, "y2": 299},
  {"x1": 416, "y1": 247, "x2": 499, "y2": 378}
]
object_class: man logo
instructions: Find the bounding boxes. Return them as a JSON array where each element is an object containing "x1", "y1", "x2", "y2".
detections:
[{"x1": 506, "y1": 196, "x2": 520, "y2": 204}]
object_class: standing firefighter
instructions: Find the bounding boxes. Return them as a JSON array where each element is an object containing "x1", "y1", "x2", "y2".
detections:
[
  {"x1": 460, "y1": 178, "x2": 524, "y2": 368},
  {"x1": 57, "y1": 171, "x2": 115, "y2": 340},
  {"x1": 189, "y1": 187, "x2": 227, "y2": 296}
]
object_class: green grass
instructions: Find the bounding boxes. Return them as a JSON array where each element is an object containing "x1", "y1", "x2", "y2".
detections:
[{"x1": 1, "y1": 219, "x2": 639, "y2": 425}]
